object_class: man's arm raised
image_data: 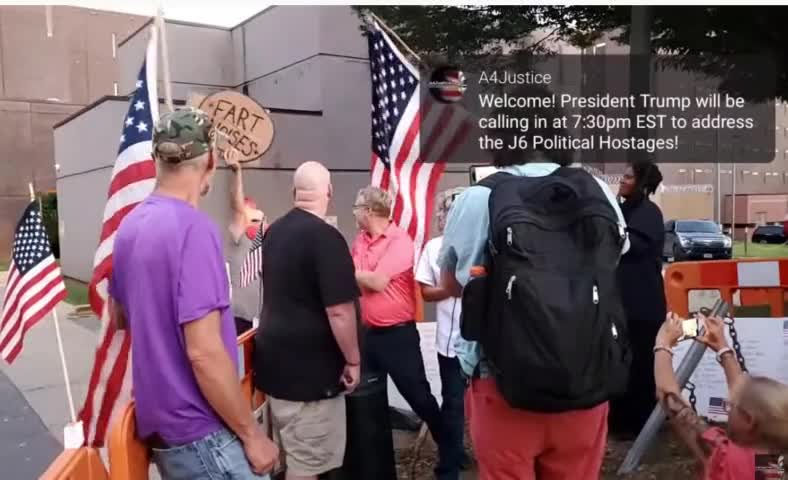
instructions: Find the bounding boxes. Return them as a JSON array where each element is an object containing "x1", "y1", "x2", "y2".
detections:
[{"x1": 225, "y1": 148, "x2": 247, "y2": 243}]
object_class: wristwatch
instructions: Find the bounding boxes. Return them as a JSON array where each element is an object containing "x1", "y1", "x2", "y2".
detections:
[{"x1": 715, "y1": 347, "x2": 734, "y2": 364}]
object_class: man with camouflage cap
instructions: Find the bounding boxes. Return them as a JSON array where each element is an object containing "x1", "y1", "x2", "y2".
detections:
[{"x1": 108, "y1": 107, "x2": 278, "y2": 479}]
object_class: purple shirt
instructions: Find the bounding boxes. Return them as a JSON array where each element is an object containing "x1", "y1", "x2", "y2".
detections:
[{"x1": 109, "y1": 194, "x2": 237, "y2": 445}]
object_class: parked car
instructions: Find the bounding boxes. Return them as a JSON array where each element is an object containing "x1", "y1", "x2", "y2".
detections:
[
  {"x1": 751, "y1": 225, "x2": 787, "y2": 244},
  {"x1": 664, "y1": 219, "x2": 733, "y2": 262}
]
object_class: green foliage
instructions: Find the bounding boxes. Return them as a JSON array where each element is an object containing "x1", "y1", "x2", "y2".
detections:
[
  {"x1": 733, "y1": 241, "x2": 788, "y2": 259},
  {"x1": 38, "y1": 191, "x2": 60, "y2": 259},
  {"x1": 64, "y1": 278, "x2": 89, "y2": 306},
  {"x1": 353, "y1": 6, "x2": 548, "y2": 67},
  {"x1": 354, "y1": 6, "x2": 788, "y2": 101}
]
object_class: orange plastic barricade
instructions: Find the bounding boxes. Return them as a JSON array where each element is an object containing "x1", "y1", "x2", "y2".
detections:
[
  {"x1": 88, "y1": 330, "x2": 263, "y2": 480},
  {"x1": 107, "y1": 402, "x2": 149, "y2": 480},
  {"x1": 664, "y1": 258, "x2": 788, "y2": 317},
  {"x1": 39, "y1": 447, "x2": 108, "y2": 480}
]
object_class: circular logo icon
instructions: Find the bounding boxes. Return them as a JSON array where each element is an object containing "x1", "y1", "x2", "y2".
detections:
[{"x1": 429, "y1": 66, "x2": 466, "y2": 103}]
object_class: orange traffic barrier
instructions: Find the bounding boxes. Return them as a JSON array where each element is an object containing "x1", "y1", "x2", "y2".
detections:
[
  {"x1": 664, "y1": 258, "x2": 788, "y2": 317},
  {"x1": 107, "y1": 403, "x2": 149, "y2": 480},
  {"x1": 42, "y1": 329, "x2": 263, "y2": 480},
  {"x1": 39, "y1": 447, "x2": 108, "y2": 480}
]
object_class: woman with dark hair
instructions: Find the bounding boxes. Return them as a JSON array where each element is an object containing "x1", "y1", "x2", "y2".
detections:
[{"x1": 611, "y1": 160, "x2": 668, "y2": 436}]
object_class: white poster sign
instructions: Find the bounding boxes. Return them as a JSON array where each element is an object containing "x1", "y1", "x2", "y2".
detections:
[{"x1": 672, "y1": 317, "x2": 788, "y2": 421}]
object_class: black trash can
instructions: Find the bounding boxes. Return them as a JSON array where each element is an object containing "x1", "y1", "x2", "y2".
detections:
[{"x1": 323, "y1": 372, "x2": 397, "y2": 480}]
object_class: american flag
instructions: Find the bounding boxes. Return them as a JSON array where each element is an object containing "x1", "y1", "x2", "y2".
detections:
[
  {"x1": 708, "y1": 396, "x2": 728, "y2": 416},
  {"x1": 240, "y1": 224, "x2": 264, "y2": 288},
  {"x1": 0, "y1": 202, "x2": 67, "y2": 363},
  {"x1": 78, "y1": 25, "x2": 159, "y2": 447},
  {"x1": 367, "y1": 20, "x2": 472, "y2": 259}
]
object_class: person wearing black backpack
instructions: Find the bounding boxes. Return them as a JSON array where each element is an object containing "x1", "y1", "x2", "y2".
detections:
[{"x1": 437, "y1": 84, "x2": 631, "y2": 479}]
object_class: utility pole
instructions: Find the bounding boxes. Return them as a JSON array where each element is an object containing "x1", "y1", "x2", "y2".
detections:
[{"x1": 627, "y1": 6, "x2": 653, "y2": 166}]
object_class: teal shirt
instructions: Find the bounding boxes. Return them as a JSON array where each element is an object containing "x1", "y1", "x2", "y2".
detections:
[{"x1": 437, "y1": 162, "x2": 630, "y2": 378}]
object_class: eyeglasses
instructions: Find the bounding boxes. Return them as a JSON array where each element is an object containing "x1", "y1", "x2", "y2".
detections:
[{"x1": 352, "y1": 204, "x2": 369, "y2": 210}]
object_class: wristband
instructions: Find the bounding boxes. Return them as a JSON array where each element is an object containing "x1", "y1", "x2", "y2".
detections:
[
  {"x1": 715, "y1": 347, "x2": 734, "y2": 364},
  {"x1": 653, "y1": 345, "x2": 674, "y2": 357},
  {"x1": 346, "y1": 361, "x2": 360, "y2": 367}
]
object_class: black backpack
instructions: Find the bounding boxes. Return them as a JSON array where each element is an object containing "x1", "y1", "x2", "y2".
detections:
[{"x1": 461, "y1": 167, "x2": 631, "y2": 412}]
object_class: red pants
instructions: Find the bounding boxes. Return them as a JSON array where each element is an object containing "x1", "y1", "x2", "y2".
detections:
[{"x1": 466, "y1": 378, "x2": 609, "y2": 480}]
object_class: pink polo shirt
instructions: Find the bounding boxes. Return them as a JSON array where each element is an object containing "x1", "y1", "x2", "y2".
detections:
[
  {"x1": 351, "y1": 223, "x2": 415, "y2": 327},
  {"x1": 701, "y1": 427, "x2": 756, "y2": 480}
]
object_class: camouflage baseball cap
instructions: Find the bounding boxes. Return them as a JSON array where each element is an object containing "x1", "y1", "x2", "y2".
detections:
[{"x1": 153, "y1": 107, "x2": 214, "y2": 163}]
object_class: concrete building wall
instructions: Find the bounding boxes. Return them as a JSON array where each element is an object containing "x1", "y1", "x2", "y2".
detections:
[
  {"x1": 0, "y1": 5, "x2": 147, "y2": 258},
  {"x1": 54, "y1": 99, "x2": 129, "y2": 280},
  {"x1": 118, "y1": 20, "x2": 235, "y2": 100}
]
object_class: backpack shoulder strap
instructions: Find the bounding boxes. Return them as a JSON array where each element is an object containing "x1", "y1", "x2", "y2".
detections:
[{"x1": 475, "y1": 171, "x2": 511, "y2": 191}]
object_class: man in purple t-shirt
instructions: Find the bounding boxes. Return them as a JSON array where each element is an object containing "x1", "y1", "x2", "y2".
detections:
[{"x1": 108, "y1": 107, "x2": 278, "y2": 479}]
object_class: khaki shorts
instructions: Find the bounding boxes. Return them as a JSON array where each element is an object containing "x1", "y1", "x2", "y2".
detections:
[{"x1": 268, "y1": 394, "x2": 346, "y2": 476}]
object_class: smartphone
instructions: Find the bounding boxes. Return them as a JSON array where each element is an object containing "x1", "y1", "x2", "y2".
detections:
[{"x1": 681, "y1": 318, "x2": 700, "y2": 338}]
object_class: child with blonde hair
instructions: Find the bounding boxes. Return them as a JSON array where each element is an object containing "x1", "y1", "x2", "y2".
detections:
[{"x1": 653, "y1": 312, "x2": 788, "y2": 479}]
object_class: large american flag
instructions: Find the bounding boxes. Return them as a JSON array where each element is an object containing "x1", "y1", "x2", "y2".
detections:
[
  {"x1": 240, "y1": 224, "x2": 264, "y2": 289},
  {"x1": 0, "y1": 202, "x2": 67, "y2": 363},
  {"x1": 367, "y1": 20, "x2": 472, "y2": 258},
  {"x1": 78, "y1": 25, "x2": 159, "y2": 447}
]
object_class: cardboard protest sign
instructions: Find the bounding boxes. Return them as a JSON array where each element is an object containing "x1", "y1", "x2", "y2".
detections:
[{"x1": 199, "y1": 90, "x2": 274, "y2": 163}]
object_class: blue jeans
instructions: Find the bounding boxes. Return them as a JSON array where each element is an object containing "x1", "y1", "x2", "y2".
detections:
[
  {"x1": 436, "y1": 354, "x2": 467, "y2": 480},
  {"x1": 151, "y1": 427, "x2": 270, "y2": 480}
]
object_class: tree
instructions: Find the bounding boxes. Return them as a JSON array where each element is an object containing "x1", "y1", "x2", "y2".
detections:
[
  {"x1": 357, "y1": 6, "x2": 788, "y2": 101},
  {"x1": 354, "y1": 6, "x2": 548, "y2": 65},
  {"x1": 553, "y1": 5, "x2": 787, "y2": 101}
]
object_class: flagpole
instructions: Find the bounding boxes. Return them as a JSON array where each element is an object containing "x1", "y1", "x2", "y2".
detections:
[
  {"x1": 28, "y1": 183, "x2": 77, "y2": 424},
  {"x1": 367, "y1": 12, "x2": 424, "y2": 66},
  {"x1": 155, "y1": 5, "x2": 174, "y2": 112}
]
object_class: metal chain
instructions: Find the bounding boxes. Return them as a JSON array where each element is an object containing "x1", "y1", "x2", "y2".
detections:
[
  {"x1": 724, "y1": 316, "x2": 749, "y2": 373},
  {"x1": 685, "y1": 380, "x2": 698, "y2": 413}
]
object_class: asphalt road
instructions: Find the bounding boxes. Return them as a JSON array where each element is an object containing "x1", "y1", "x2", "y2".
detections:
[{"x1": 0, "y1": 369, "x2": 62, "y2": 479}]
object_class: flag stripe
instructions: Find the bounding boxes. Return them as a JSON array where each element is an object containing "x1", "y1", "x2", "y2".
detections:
[
  {"x1": 1, "y1": 280, "x2": 67, "y2": 361},
  {"x1": 80, "y1": 24, "x2": 158, "y2": 447},
  {"x1": 107, "y1": 159, "x2": 156, "y2": 206},
  {"x1": 92, "y1": 331, "x2": 131, "y2": 445},
  {"x1": 0, "y1": 260, "x2": 60, "y2": 342},
  {"x1": 0, "y1": 264, "x2": 63, "y2": 351}
]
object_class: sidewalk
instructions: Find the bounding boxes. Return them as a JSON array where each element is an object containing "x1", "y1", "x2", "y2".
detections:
[{"x1": 0, "y1": 271, "x2": 99, "y2": 451}]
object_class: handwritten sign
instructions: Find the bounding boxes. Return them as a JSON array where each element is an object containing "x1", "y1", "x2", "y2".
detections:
[
  {"x1": 672, "y1": 317, "x2": 788, "y2": 421},
  {"x1": 199, "y1": 90, "x2": 274, "y2": 163}
]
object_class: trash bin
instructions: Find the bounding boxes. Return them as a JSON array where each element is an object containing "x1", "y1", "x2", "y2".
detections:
[{"x1": 323, "y1": 372, "x2": 397, "y2": 480}]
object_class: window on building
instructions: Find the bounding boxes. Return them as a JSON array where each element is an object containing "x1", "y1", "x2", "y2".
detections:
[{"x1": 112, "y1": 33, "x2": 117, "y2": 58}]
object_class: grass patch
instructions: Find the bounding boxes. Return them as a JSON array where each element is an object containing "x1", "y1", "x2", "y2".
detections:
[
  {"x1": 64, "y1": 278, "x2": 89, "y2": 306},
  {"x1": 733, "y1": 241, "x2": 788, "y2": 259},
  {"x1": 0, "y1": 258, "x2": 7, "y2": 272}
]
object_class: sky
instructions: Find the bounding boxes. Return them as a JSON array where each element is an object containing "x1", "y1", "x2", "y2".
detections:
[{"x1": 10, "y1": 0, "x2": 268, "y2": 27}]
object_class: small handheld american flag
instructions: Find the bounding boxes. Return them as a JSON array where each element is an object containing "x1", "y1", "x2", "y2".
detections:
[
  {"x1": 707, "y1": 396, "x2": 728, "y2": 416},
  {"x1": 0, "y1": 202, "x2": 67, "y2": 363},
  {"x1": 240, "y1": 223, "x2": 264, "y2": 289}
]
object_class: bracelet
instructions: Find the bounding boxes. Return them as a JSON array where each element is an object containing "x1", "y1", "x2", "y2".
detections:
[
  {"x1": 653, "y1": 345, "x2": 674, "y2": 357},
  {"x1": 346, "y1": 361, "x2": 360, "y2": 367},
  {"x1": 715, "y1": 347, "x2": 734, "y2": 364}
]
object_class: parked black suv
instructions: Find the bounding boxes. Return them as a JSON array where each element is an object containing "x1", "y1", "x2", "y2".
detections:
[
  {"x1": 752, "y1": 225, "x2": 786, "y2": 244},
  {"x1": 664, "y1": 220, "x2": 733, "y2": 261}
]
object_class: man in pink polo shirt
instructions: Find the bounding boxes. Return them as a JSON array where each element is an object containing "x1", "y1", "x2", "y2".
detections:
[{"x1": 351, "y1": 186, "x2": 455, "y2": 480}]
